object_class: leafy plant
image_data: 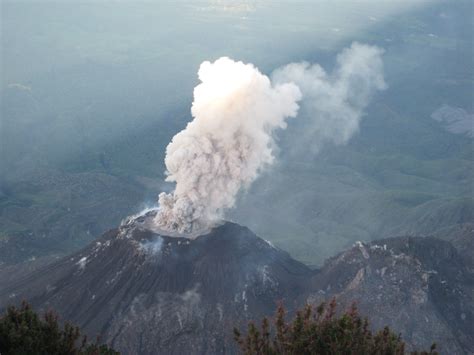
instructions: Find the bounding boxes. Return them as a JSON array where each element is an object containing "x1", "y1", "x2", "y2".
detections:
[
  {"x1": 0, "y1": 301, "x2": 118, "y2": 355},
  {"x1": 234, "y1": 299, "x2": 437, "y2": 355}
]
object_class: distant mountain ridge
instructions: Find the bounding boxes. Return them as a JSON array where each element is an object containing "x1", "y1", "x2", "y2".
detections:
[
  {"x1": 1, "y1": 214, "x2": 472, "y2": 354},
  {"x1": 306, "y1": 234, "x2": 473, "y2": 354}
]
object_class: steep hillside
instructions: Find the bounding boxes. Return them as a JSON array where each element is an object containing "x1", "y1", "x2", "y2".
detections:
[
  {"x1": 0, "y1": 213, "x2": 311, "y2": 354},
  {"x1": 1, "y1": 214, "x2": 472, "y2": 354}
]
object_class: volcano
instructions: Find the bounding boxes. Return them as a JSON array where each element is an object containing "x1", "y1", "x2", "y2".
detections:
[
  {"x1": 1, "y1": 213, "x2": 472, "y2": 354},
  {"x1": 0, "y1": 212, "x2": 312, "y2": 354}
]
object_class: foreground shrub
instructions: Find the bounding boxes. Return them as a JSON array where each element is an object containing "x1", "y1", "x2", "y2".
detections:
[
  {"x1": 0, "y1": 301, "x2": 118, "y2": 355},
  {"x1": 234, "y1": 299, "x2": 437, "y2": 355}
]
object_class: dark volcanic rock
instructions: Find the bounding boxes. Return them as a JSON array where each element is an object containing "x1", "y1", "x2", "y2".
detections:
[
  {"x1": 305, "y1": 237, "x2": 474, "y2": 354},
  {"x1": 0, "y1": 215, "x2": 311, "y2": 354},
  {"x1": 1, "y1": 215, "x2": 473, "y2": 354},
  {"x1": 448, "y1": 223, "x2": 474, "y2": 273}
]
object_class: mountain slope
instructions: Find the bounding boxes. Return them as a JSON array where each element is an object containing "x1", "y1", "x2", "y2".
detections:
[
  {"x1": 305, "y1": 236, "x2": 474, "y2": 354},
  {"x1": 0, "y1": 213, "x2": 312, "y2": 354},
  {"x1": 1, "y1": 214, "x2": 472, "y2": 354}
]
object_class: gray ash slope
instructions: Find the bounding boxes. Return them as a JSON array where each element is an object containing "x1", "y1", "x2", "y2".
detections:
[
  {"x1": 305, "y1": 235, "x2": 474, "y2": 354},
  {"x1": 0, "y1": 214, "x2": 312, "y2": 354},
  {"x1": 1, "y1": 216, "x2": 473, "y2": 354}
]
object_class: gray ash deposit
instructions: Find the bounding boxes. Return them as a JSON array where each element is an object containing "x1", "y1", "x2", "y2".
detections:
[
  {"x1": 1, "y1": 213, "x2": 472, "y2": 354},
  {"x1": 0, "y1": 212, "x2": 312, "y2": 354}
]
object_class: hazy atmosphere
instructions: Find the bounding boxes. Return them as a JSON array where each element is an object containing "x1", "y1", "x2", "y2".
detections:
[{"x1": 2, "y1": 0, "x2": 472, "y2": 266}]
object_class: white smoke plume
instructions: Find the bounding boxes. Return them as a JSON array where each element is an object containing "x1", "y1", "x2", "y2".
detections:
[
  {"x1": 272, "y1": 42, "x2": 386, "y2": 152},
  {"x1": 154, "y1": 43, "x2": 386, "y2": 234},
  {"x1": 154, "y1": 57, "x2": 301, "y2": 234}
]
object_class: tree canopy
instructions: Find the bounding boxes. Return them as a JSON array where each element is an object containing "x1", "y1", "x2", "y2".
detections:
[
  {"x1": 234, "y1": 299, "x2": 437, "y2": 355},
  {"x1": 0, "y1": 301, "x2": 118, "y2": 355}
]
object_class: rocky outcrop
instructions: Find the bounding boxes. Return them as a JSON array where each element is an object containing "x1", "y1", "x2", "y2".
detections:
[
  {"x1": 305, "y1": 237, "x2": 473, "y2": 354},
  {"x1": 1, "y1": 214, "x2": 472, "y2": 354}
]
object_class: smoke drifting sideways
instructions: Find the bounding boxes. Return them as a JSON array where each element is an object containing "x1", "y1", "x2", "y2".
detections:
[
  {"x1": 154, "y1": 43, "x2": 386, "y2": 235},
  {"x1": 272, "y1": 42, "x2": 387, "y2": 152}
]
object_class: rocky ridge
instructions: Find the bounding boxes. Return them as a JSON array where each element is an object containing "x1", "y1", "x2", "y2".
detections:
[{"x1": 1, "y1": 213, "x2": 472, "y2": 354}]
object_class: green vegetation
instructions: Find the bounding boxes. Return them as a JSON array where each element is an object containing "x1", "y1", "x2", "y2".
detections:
[
  {"x1": 234, "y1": 300, "x2": 437, "y2": 355},
  {"x1": 0, "y1": 301, "x2": 118, "y2": 355}
]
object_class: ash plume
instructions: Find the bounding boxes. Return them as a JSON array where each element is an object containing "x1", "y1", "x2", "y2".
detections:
[
  {"x1": 272, "y1": 42, "x2": 386, "y2": 152},
  {"x1": 154, "y1": 43, "x2": 385, "y2": 234},
  {"x1": 154, "y1": 57, "x2": 301, "y2": 233}
]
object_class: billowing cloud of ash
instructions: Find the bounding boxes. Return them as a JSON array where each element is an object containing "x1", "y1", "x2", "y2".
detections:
[
  {"x1": 272, "y1": 42, "x2": 386, "y2": 152},
  {"x1": 154, "y1": 57, "x2": 302, "y2": 234},
  {"x1": 154, "y1": 43, "x2": 385, "y2": 235}
]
